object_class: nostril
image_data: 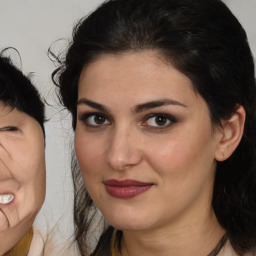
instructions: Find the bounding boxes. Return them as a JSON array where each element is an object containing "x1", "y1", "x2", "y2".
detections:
[
  {"x1": 106, "y1": 130, "x2": 143, "y2": 170},
  {"x1": 107, "y1": 147, "x2": 143, "y2": 171}
]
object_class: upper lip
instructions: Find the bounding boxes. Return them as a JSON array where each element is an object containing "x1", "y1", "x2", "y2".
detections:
[
  {"x1": 104, "y1": 179, "x2": 153, "y2": 187},
  {"x1": 0, "y1": 179, "x2": 20, "y2": 195}
]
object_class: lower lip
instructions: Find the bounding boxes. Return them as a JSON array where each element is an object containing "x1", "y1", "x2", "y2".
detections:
[
  {"x1": 105, "y1": 185, "x2": 152, "y2": 198},
  {"x1": 0, "y1": 197, "x2": 16, "y2": 208}
]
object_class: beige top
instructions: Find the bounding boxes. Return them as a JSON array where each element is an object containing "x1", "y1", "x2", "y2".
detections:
[
  {"x1": 219, "y1": 240, "x2": 255, "y2": 256},
  {"x1": 27, "y1": 230, "x2": 44, "y2": 256}
]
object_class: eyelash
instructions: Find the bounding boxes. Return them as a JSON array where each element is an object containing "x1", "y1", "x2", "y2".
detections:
[
  {"x1": 0, "y1": 126, "x2": 19, "y2": 132},
  {"x1": 78, "y1": 112, "x2": 177, "y2": 130}
]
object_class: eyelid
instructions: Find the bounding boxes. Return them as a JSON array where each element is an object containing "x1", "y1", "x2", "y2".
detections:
[
  {"x1": 143, "y1": 113, "x2": 177, "y2": 122},
  {"x1": 78, "y1": 112, "x2": 110, "y2": 121}
]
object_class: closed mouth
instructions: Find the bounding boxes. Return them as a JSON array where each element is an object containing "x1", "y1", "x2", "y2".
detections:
[{"x1": 104, "y1": 179, "x2": 153, "y2": 198}]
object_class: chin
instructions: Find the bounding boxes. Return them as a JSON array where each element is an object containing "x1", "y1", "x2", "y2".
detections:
[
  {"x1": 111, "y1": 222, "x2": 146, "y2": 231},
  {"x1": 106, "y1": 212, "x2": 151, "y2": 232}
]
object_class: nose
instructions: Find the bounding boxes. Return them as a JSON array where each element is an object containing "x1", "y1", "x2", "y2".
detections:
[{"x1": 106, "y1": 126, "x2": 143, "y2": 171}]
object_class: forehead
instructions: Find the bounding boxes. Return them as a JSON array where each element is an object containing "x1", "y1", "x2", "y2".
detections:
[
  {"x1": 0, "y1": 103, "x2": 15, "y2": 116},
  {"x1": 0, "y1": 103, "x2": 30, "y2": 124},
  {"x1": 78, "y1": 51, "x2": 200, "y2": 107},
  {"x1": 79, "y1": 51, "x2": 174, "y2": 83}
]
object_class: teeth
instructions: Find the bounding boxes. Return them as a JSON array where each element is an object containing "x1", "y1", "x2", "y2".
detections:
[{"x1": 0, "y1": 194, "x2": 14, "y2": 204}]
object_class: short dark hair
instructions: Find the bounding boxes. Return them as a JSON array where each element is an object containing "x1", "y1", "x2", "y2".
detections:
[
  {"x1": 0, "y1": 51, "x2": 45, "y2": 134},
  {"x1": 52, "y1": 0, "x2": 256, "y2": 254}
]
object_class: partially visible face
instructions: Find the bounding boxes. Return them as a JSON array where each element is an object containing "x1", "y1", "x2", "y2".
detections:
[
  {"x1": 75, "y1": 51, "x2": 222, "y2": 232},
  {"x1": 0, "y1": 105, "x2": 45, "y2": 254}
]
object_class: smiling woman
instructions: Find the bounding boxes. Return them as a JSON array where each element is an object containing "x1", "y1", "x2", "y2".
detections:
[
  {"x1": 75, "y1": 51, "x2": 224, "y2": 235},
  {"x1": 52, "y1": 0, "x2": 256, "y2": 255},
  {"x1": 0, "y1": 52, "x2": 45, "y2": 256}
]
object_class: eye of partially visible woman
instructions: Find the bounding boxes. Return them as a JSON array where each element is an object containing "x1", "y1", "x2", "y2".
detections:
[{"x1": 0, "y1": 126, "x2": 19, "y2": 132}]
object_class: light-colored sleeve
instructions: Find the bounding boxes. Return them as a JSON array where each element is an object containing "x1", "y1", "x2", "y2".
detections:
[{"x1": 27, "y1": 231, "x2": 44, "y2": 256}]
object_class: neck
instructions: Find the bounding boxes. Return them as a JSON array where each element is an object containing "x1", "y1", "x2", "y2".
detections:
[{"x1": 121, "y1": 211, "x2": 225, "y2": 256}]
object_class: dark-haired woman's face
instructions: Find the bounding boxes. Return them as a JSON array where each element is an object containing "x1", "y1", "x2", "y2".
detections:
[
  {"x1": 0, "y1": 105, "x2": 45, "y2": 253},
  {"x1": 75, "y1": 51, "x2": 224, "y2": 232}
]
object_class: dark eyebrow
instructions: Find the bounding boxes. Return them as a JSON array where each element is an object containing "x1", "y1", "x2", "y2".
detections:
[
  {"x1": 77, "y1": 98, "x2": 110, "y2": 112},
  {"x1": 77, "y1": 98, "x2": 187, "y2": 114},
  {"x1": 133, "y1": 99, "x2": 187, "y2": 113}
]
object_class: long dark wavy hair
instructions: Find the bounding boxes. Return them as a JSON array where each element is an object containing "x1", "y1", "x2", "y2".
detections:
[{"x1": 52, "y1": 0, "x2": 256, "y2": 255}]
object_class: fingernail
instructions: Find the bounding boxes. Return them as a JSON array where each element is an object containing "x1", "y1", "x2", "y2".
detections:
[{"x1": 0, "y1": 194, "x2": 14, "y2": 204}]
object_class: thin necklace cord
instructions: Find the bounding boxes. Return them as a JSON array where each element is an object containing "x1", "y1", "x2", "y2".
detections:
[{"x1": 111, "y1": 230, "x2": 228, "y2": 256}]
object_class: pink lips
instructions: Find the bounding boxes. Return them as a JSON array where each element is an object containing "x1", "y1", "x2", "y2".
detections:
[{"x1": 104, "y1": 179, "x2": 153, "y2": 199}]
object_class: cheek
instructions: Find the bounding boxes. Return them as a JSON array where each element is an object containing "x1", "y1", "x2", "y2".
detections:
[
  {"x1": 145, "y1": 140, "x2": 192, "y2": 183},
  {"x1": 17, "y1": 144, "x2": 45, "y2": 181},
  {"x1": 143, "y1": 133, "x2": 217, "y2": 215},
  {"x1": 17, "y1": 144, "x2": 46, "y2": 207},
  {"x1": 145, "y1": 128, "x2": 216, "y2": 180},
  {"x1": 75, "y1": 133, "x2": 105, "y2": 182},
  {"x1": 0, "y1": 139, "x2": 45, "y2": 182},
  {"x1": 75, "y1": 133, "x2": 108, "y2": 204}
]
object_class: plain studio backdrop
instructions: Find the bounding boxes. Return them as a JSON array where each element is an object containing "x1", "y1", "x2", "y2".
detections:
[{"x1": 0, "y1": 0, "x2": 255, "y2": 248}]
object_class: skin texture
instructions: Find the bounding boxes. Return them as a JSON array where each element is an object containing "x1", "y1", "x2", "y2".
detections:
[
  {"x1": 75, "y1": 51, "x2": 245, "y2": 256},
  {"x1": 0, "y1": 105, "x2": 45, "y2": 255}
]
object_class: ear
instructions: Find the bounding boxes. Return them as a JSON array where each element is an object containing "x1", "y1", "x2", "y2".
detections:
[{"x1": 214, "y1": 105, "x2": 246, "y2": 162}]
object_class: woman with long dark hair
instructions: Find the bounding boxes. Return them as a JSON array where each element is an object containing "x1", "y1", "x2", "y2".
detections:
[{"x1": 53, "y1": 0, "x2": 256, "y2": 255}]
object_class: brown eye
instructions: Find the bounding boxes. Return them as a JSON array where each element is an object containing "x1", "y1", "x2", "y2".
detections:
[
  {"x1": 79, "y1": 113, "x2": 111, "y2": 127},
  {"x1": 154, "y1": 116, "x2": 168, "y2": 126},
  {"x1": 143, "y1": 114, "x2": 176, "y2": 128},
  {"x1": 94, "y1": 115, "x2": 106, "y2": 125}
]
